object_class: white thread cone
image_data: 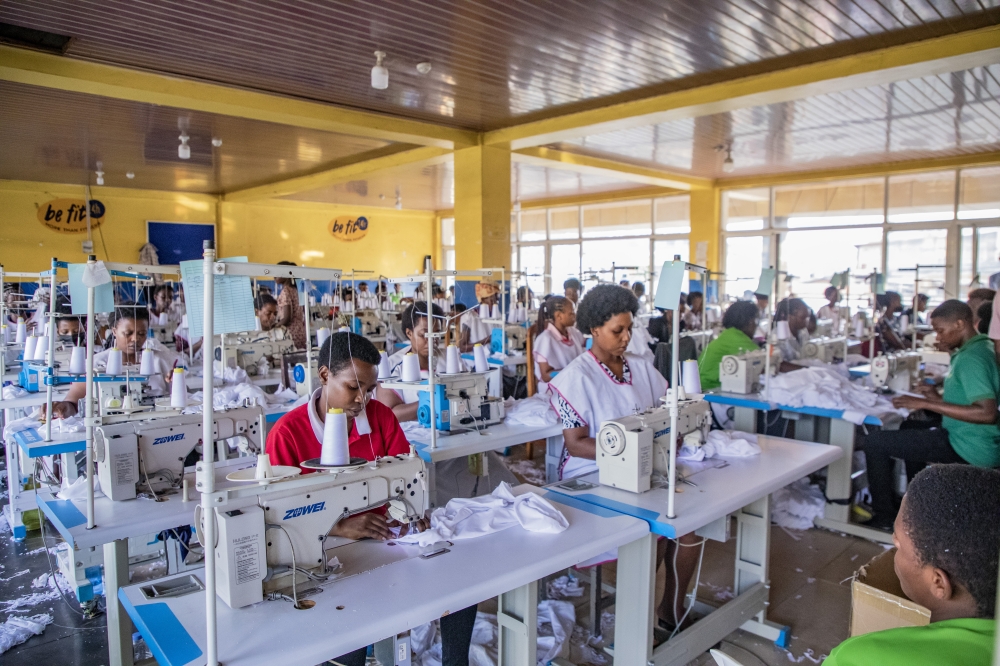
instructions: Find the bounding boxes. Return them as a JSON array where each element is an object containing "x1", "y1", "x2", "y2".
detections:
[
  {"x1": 899, "y1": 314, "x2": 909, "y2": 331},
  {"x1": 69, "y1": 346, "x2": 86, "y2": 374},
  {"x1": 170, "y1": 368, "x2": 187, "y2": 408},
  {"x1": 473, "y1": 343, "x2": 489, "y2": 373},
  {"x1": 491, "y1": 304, "x2": 500, "y2": 319},
  {"x1": 15, "y1": 318, "x2": 26, "y2": 344},
  {"x1": 106, "y1": 349, "x2": 123, "y2": 375},
  {"x1": 681, "y1": 359, "x2": 702, "y2": 395},
  {"x1": 1, "y1": 325, "x2": 7, "y2": 344},
  {"x1": 377, "y1": 351, "x2": 391, "y2": 380},
  {"x1": 255, "y1": 453, "x2": 273, "y2": 480},
  {"x1": 33, "y1": 336, "x2": 49, "y2": 361},
  {"x1": 139, "y1": 350, "x2": 155, "y2": 375},
  {"x1": 159, "y1": 312, "x2": 169, "y2": 326},
  {"x1": 338, "y1": 326, "x2": 350, "y2": 333},
  {"x1": 445, "y1": 344, "x2": 460, "y2": 374},
  {"x1": 23, "y1": 335, "x2": 38, "y2": 360},
  {"x1": 519, "y1": 305, "x2": 527, "y2": 322},
  {"x1": 479, "y1": 303, "x2": 490, "y2": 318},
  {"x1": 854, "y1": 319, "x2": 865, "y2": 338},
  {"x1": 254, "y1": 316, "x2": 262, "y2": 332},
  {"x1": 181, "y1": 314, "x2": 188, "y2": 329},
  {"x1": 401, "y1": 353, "x2": 421, "y2": 382},
  {"x1": 775, "y1": 321, "x2": 790, "y2": 340},
  {"x1": 321, "y1": 408, "x2": 350, "y2": 465},
  {"x1": 316, "y1": 327, "x2": 331, "y2": 348}
]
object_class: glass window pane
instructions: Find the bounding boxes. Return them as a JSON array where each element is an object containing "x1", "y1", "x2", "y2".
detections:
[
  {"x1": 978, "y1": 227, "x2": 1000, "y2": 288},
  {"x1": 723, "y1": 236, "x2": 766, "y2": 299},
  {"x1": 519, "y1": 245, "x2": 546, "y2": 298},
  {"x1": 550, "y1": 244, "x2": 581, "y2": 298},
  {"x1": 511, "y1": 213, "x2": 517, "y2": 239},
  {"x1": 774, "y1": 178, "x2": 885, "y2": 229},
  {"x1": 960, "y1": 228, "x2": 974, "y2": 291},
  {"x1": 549, "y1": 207, "x2": 579, "y2": 240},
  {"x1": 444, "y1": 249, "x2": 455, "y2": 271},
  {"x1": 654, "y1": 196, "x2": 691, "y2": 234},
  {"x1": 888, "y1": 171, "x2": 956, "y2": 224},
  {"x1": 886, "y1": 229, "x2": 949, "y2": 305},
  {"x1": 723, "y1": 188, "x2": 769, "y2": 231},
  {"x1": 959, "y1": 166, "x2": 1000, "y2": 220},
  {"x1": 440, "y1": 217, "x2": 455, "y2": 246},
  {"x1": 778, "y1": 228, "x2": 883, "y2": 314},
  {"x1": 520, "y1": 210, "x2": 546, "y2": 241},
  {"x1": 511, "y1": 245, "x2": 518, "y2": 274},
  {"x1": 652, "y1": 239, "x2": 690, "y2": 301},
  {"x1": 581, "y1": 238, "x2": 650, "y2": 286},
  {"x1": 582, "y1": 201, "x2": 652, "y2": 238}
]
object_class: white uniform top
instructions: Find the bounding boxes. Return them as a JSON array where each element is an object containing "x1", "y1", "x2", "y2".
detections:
[
  {"x1": 533, "y1": 324, "x2": 586, "y2": 384},
  {"x1": 548, "y1": 351, "x2": 667, "y2": 480},
  {"x1": 682, "y1": 309, "x2": 703, "y2": 331},
  {"x1": 385, "y1": 345, "x2": 463, "y2": 404},
  {"x1": 776, "y1": 327, "x2": 808, "y2": 362},
  {"x1": 626, "y1": 318, "x2": 656, "y2": 363},
  {"x1": 816, "y1": 304, "x2": 840, "y2": 331},
  {"x1": 461, "y1": 309, "x2": 492, "y2": 345},
  {"x1": 93, "y1": 338, "x2": 184, "y2": 396},
  {"x1": 432, "y1": 298, "x2": 452, "y2": 314}
]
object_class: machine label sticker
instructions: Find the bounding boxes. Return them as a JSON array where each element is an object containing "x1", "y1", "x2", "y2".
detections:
[
  {"x1": 152, "y1": 434, "x2": 185, "y2": 445},
  {"x1": 114, "y1": 452, "x2": 136, "y2": 485},
  {"x1": 233, "y1": 537, "x2": 259, "y2": 585},
  {"x1": 283, "y1": 501, "x2": 326, "y2": 520}
]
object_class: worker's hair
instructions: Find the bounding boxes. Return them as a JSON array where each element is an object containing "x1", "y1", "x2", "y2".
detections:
[
  {"x1": 774, "y1": 298, "x2": 808, "y2": 321},
  {"x1": 276, "y1": 260, "x2": 297, "y2": 286},
  {"x1": 318, "y1": 332, "x2": 380, "y2": 376},
  {"x1": 401, "y1": 300, "x2": 445, "y2": 336},
  {"x1": 687, "y1": 291, "x2": 703, "y2": 306},
  {"x1": 254, "y1": 294, "x2": 277, "y2": 310},
  {"x1": 108, "y1": 304, "x2": 149, "y2": 328},
  {"x1": 563, "y1": 278, "x2": 582, "y2": 291},
  {"x1": 722, "y1": 301, "x2": 759, "y2": 332},
  {"x1": 754, "y1": 293, "x2": 769, "y2": 301},
  {"x1": 575, "y1": 284, "x2": 637, "y2": 334},
  {"x1": 902, "y1": 465, "x2": 1000, "y2": 618},
  {"x1": 977, "y1": 301, "x2": 992, "y2": 335},
  {"x1": 534, "y1": 295, "x2": 572, "y2": 337},
  {"x1": 359, "y1": 281, "x2": 368, "y2": 288},
  {"x1": 632, "y1": 281, "x2": 645, "y2": 296},
  {"x1": 151, "y1": 284, "x2": 173, "y2": 297},
  {"x1": 930, "y1": 299, "x2": 973, "y2": 324},
  {"x1": 917, "y1": 293, "x2": 929, "y2": 303},
  {"x1": 824, "y1": 285, "x2": 838, "y2": 299},
  {"x1": 968, "y1": 287, "x2": 995, "y2": 302}
]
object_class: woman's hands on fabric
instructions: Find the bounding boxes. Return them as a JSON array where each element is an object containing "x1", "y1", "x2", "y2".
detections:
[{"x1": 329, "y1": 513, "x2": 391, "y2": 541}]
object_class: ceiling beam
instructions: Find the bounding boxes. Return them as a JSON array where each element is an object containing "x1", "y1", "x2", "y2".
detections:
[
  {"x1": 0, "y1": 45, "x2": 478, "y2": 149},
  {"x1": 484, "y1": 24, "x2": 1000, "y2": 150},
  {"x1": 222, "y1": 145, "x2": 451, "y2": 203},
  {"x1": 513, "y1": 147, "x2": 711, "y2": 190}
]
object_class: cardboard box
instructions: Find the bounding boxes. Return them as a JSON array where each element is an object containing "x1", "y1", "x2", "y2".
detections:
[{"x1": 850, "y1": 548, "x2": 931, "y2": 637}]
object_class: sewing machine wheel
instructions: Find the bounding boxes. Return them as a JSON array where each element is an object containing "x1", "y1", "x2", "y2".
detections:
[
  {"x1": 721, "y1": 357, "x2": 739, "y2": 375},
  {"x1": 598, "y1": 424, "x2": 626, "y2": 456}
]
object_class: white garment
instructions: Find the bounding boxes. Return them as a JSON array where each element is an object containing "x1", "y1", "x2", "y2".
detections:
[
  {"x1": 763, "y1": 365, "x2": 904, "y2": 421},
  {"x1": 505, "y1": 394, "x2": 559, "y2": 427},
  {"x1": 548, "y1": 351, "x2": 667, "y2": 479},
  {"x1": 677, "y1": 430, "x2": 760, "y2": 462},
  {"x1": 626, "y1": 319, "x2": 655, "y2": 363},
  {"x1": 817, "y1": 304, "x2": 840, "y2": 331},
  {"x1": 533, "y1": 324, "x2": 585, "y2": 383},
  {"x1": 776, "y1": 327, "x2": 808, "y2": 362},
  {"x1": 393, "y1": 481, "x2": 568, "y2": 548},
  {"x1": 682, "y1": 309, "x2": 704, "y2": 331},
  {"x1": 94, "y1": 339, "x2": 183, "y2": 396},
  {"x1": 462, "y1": 310, "x2": 492, "y2": 345}
]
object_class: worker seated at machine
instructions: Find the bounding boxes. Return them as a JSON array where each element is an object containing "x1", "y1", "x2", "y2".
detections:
[
  {"x1": 47, "y1": 306, "x2": 183, "y2": 418},
  {"x1": 532, "y1": 296, "x2": 585, "y2": 387},
  {"x1": 266, "y1": 331, "x2": 478, "y2": 666},
  {"x1": 148, "y1": 284, "x2": 181, "y2": 345},
  {"x1": 54, "y1": 299, "x2": 85, "y2": 347},
  {"x1": 816, "y1": 286, "x2": 843, "y2": 333},
  {"x1": 547, "y1": 283, "x2": 701, "y2": 630},
  {"x1": 697, "y1": 301, "x2": 759, "y2": 391},
  {"x1": 874, "y1": 291, "x2": 908, "y2": 353},
  {"x1": 255, "y1": 293, "x2": 279, "y2": 331},
  {"x1": 862, "y1": 300, "x2": 1000, "y2": 531},
  {"x1": 772, "y1": 298, "x2": 811, "y2": 372},
  {"x1": 377, "y1": 301, "x2": 451, "y2": 422},
  {"x1": 459, "y1": 282, "x2": 498, "y2": 351},
  {"x1": 681, "y1": 291, "x2": 704, "y2": 331},
  {"x1": 274, "y1": 260, "x2": 307, "y2": 349},
  {"x1": 824, "y1": 464, "x2": 998, "y2": 665}
]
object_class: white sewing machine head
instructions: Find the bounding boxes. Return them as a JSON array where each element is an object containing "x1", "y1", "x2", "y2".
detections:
[
  {"x1": 596, "y1": 399, "x2": 711, "y2": 494},
  {"x1": 504, "y1": 324, "x2": 527, "y2": 352},
  {"x1": 870, "y1": 351, "x2": 922, "y2": 392},
  {"x1": 719, "y1": 348, "x2": 781, "y2": 394},
  {"x1": 380, "y1": 371, "x2": 505, "y2": 431},
  {"x1": 355, "y1": 310, "x2": 386, "y2": 338},
  {"x1": 800, "y1": 336, "x2": 847, "y2": 364},
  {"x1": 919, "y1": 332, "x2": 951, "y2": 366},
  {"x1": 216, "y1": 332, "x2": 295, "y2": 376},
  {"x1": 95, "y1": 405, "x2": 265, "y2": 501},
  {"x1": 210, "y1": 453, "x2": 429, "y2": 608},
  {"x1": 149, "y1": 320, "x2": 178, "y2": 345}
]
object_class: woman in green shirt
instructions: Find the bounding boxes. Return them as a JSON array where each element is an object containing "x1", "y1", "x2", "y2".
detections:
[
  {"x1": 824, "y1": 464, "x2": 998, "y2": 666},
  {"x1": 697, "y1": 300, "x2": 759, "y2": 390}
]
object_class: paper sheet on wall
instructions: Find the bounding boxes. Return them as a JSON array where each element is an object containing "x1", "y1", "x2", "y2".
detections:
[
  {"x1": 654, "y1": 260, "x2": 686, "y2": 311},
  {"x1": 67, "y1": 263, "x2": 114, "y2": 314},
  {"x1": 755, "y1": 268, "x2": 776, "y2": 296},
  {"x1": 180, "y1": 257, "x2": 256, "y2": 338}
]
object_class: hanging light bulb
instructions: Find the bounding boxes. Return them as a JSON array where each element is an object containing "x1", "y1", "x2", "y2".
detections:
[
  {"x1": 178, "y1": 132, "x2": 191, "y2": 159},
  {"x1": 716, "y1": 142, "x2": 735, "y2": 174},
  {"x1": 95, "y1": 161, "x2": 104, "y2": 186},
  {"x1": 211, "y1": 137, "x2": 223, "y2": 147},
  {"x1": 371, "y1": 51, "x2": 388, "y2": 90},
  {"x1": 126, "y1": 171, "x2": 135, "y2": 179}
]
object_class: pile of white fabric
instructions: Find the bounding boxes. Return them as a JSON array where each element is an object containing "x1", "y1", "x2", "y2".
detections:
[
  {"x1": 504, "y1": 394, "x2": 558, "y2": 427},
  {"x1": 771, "y1": 477, "x2": 827, "y2": 530},
  {"x1": 678, "y1": 430, "x2": 761, "y2": 462},
  {"x1": 393, "y1": 482, "x2": 568, "y2": 548},
  {"x1": 762, "y1": 365, "x2": 904, "y2": 424},
  {"x1": 3, "y1": 413, "x2": 84, "y2": 440},
  {"x1": 185, "y1": 382, "x2": 298, "y2": 413},
  {"x1": 0, "y1": 613, "x2": 53, "y2": 655},
  {"x1": 1, "y1": 385, "x2": 27, "y2": 400}
]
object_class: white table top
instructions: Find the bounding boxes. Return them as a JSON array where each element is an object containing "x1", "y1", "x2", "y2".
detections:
[
  {"x1": 408, "y1": 421, "x2": 562, "y2": 463},
  {"x1": 546, "y1": 435, "x2": 841, "y2": 538},
  {"x1": 0, "y1": 392, "x2": 59, "y2": 410},
  {"x1": 117, "y1": 484, "x2": 649, "y2": 666},
  {"x1": 703, "y1": 391, "x2": 884, "y2": 426}
]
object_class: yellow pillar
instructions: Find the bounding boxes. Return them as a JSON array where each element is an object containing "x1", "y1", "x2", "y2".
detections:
[
  {"x1": 453, "y1": 145, "x2": 511, "y2": 270},
  {"x1": 689, "y1": 186, "x2": 721, "y2": 274}
]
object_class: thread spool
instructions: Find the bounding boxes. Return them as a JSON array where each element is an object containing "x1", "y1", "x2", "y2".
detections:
[
  {"x1": 15, "y1": 318, "x2": 26, "y2": 344},
  {"x1": 400, "y1": 353, "x2": 421, "y2": 382},
  {"x1": 775, "y1": 321, "x2": 791, "y2": 341},
  {"x1": 854, "y1": 319, "x2": 865, "y2": 338},
  {"x1": 681, "y1": 359, "x2": 702, "y2": 395},
  {"x1": 139, "y1": 349, "x2": 155, "y2": 376},
  {"x1": 473, "y1": 343, "x2": 489, "y2": 373},
  {"x1": 377, "y1": 351, "x2": 391, "y2": 380},
  {"x1": 491, "y1": 304, "x2": 500, "y2": 319},
  {"x1": 479, "y1": 303, "x2": 490, "y2": 318},
  {"x1": 254, "y1": 316, "x2": 262, "y2": 332},
  {"x1": 898, "y1": 314, "x2": 909, "y2": 331},
  {"x1": 181, "y1": 314, "x2": 188, "y2": 329},
  {"x1": 105, "y1": 349, "x2": 123, "y2": 375},
  {"x1": 321, "y1": 408, "x2": 350, "y2": 466},
  {"x1": 159, "y1": 312, "x2": 169, "y2": 326},
  {"x1": 445, "y1": 344, "x2": 460, "y2": 374},
  {"x1": 255, "y1": 453, "x2": 274, "y2": 480},
  {"x1": 170, "y1": 368, "x2": 188, "y2": 408},
  {"x1": 182, "y1": 478, "x2": 190, "y2": 502},
  {"x1": 23, "y1": 335, "x2": 38, "y2": 361},
  {"x1": 338, "y1": 326, "x2": 350, "y2": 333},
  {"x1": 33, "y1": 336, "x2": 49, "y2": 361},
  {"x1": 69, "y1": 346, "x2": 86, "y2": 374},
  {"x1": 316, "y1": 327, "x2": 332, "y2": 348},
  {"x1": 1, "y1": 325, "x2": 7, "y2": 344}
]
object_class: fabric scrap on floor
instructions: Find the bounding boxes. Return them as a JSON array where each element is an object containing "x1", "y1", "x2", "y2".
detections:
[
  {"x1": 771, "y1": 478, "x2": 827, "y2": 530},
  {"x1": 0, "y1": 613, "x2": 53, "y2": 655},
  {"x1": 546, "y1": 574, "x2": 585, "y2": 600}
]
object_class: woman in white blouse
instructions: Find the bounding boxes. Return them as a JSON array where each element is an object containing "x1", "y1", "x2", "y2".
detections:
[{"x1": 532, "y1": 296, "x2": 585, "y2": 391}]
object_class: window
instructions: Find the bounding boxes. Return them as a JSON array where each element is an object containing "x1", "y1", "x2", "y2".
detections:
[
  {"x1": 519, "y1": 245, "x2": 546, "y2": 298},
  {"x1": 977, "y1": 227, "x2": 1000, "y2": 288},
  {"x1": 520, "y1": 210, "x2": 546, "y2": 241},
  {"x1": 886, "y1": 229, "x2": 949, "y2": 304},
  {"x1": 779, "y1": 228, "x2": 882, "y2": 314},
  {"x1": 724, "y1": 236, "x2": 767, "y2": 300},
  {"x1": 550, "y1": 244, "x2": 581, "y2": 297},
  {"x1": 440, "y1": 217, "x2": 456, "y2": 276},
  {"x1": 653, "y1": 239, "x2": 690, "y2": 298},
  {"x1": 549, "y1": 207, "x2": 579, "y2": 240},
  {"x1": 887, "y1": 171, "x2": 956, "y2": 223},
  {"x1": 723, "y1": 188, "x2": 769, "y2": 231},
  {"x1": 774, "y1": 178, "x2": 885, "y2": 228},
  {"x1": 655, "y1": 196, "x2": 691, "y2": 234},
  {"x1": 959, "y1": 166, "x2": 1000, "y2": 220},
  {"x1": 582, "y1": 201, "x2": 653, "y2": 238},
  {"x1": 582, "y1": 237, "x2": 650, "y2": 284}
]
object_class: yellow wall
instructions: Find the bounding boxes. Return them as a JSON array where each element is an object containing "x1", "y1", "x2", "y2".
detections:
[
  {"x1": 689, "y1": 187, "x2": 721, "y2": 273},
  {"x1": 0, "y1": 180, "x2": 436, "y2": 276}
]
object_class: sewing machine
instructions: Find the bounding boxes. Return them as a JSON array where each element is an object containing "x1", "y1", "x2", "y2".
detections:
[
  {"x1": 353, "y1": 309, "x2": 386, "y2": 338},
  {"x1": 800, "y1": 336, "x2": 848, "y2": 364},
  {"x1": 216, "y1": 331, "x2": 295, "y2": 376},
  {"x1": 503, "y1": 324, "x2": 527, "y2": 352},
  {"x1": 719, "y1": 348, "x2": 782, "y2": 394},
  {"x1": 870, "y1": 351, "x2": 922, "y2": 392},
  {"x1": 813, "y1": 320, "x2": 834, "y2": 338},
  {"x1": 150, "y1": 320, "x2": 178, "y2": 345},
  {"x1": 381, "y1": 372, "x2": 505, "y2": 431},
  {"x1": 596, "y1": 399, "x2": 711, "y2": 493},
  {"x1": 95, "y1": 405, "x2": 265, "y2": 501},
  {"x1": 212, "y1": 453, "x2": 429, "y2": 608},
  {"x1": 919, "y1": 332, "x2": 951, "y2": 366}
]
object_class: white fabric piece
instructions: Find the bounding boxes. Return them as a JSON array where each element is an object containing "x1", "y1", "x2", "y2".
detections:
[
  {"x1": 762, "y1": 364, "x2": 904, "y2": 419},
  {"x1": 626, "y1": 318, "x2": 655, "y2": 362},
  {"x1": 0, "y1": 613, "x2": 53, "y2": 655},
  {"x1": 678, "y1": 430, "x2": 760, "y2": 462},
  {"x1": 185, "y1": 382, "x2": 267, "y2": 411},
  {"x1": 532, "y1": 324, "x2": 585, "y2": 382},
  {"x1": 2, "y1": 385, "x2": 27, "y2": 400},
  {"x1": 546, "y1": 574, "x2": 585, "y2": 600},
  {"x1": 548, "y1": 351, "x2": 667, "y2": 479},
  {"x1": 461, "y1": 310, "x2": 492, "y2": 344},
  {"x1": 266, "y1": 387, "x2": 299, "y2": 404},
  {"x1": 504, "y1": 394, "x2": 558, "y2": 427},
  {"x1": 394, "y1": 482, "x2": 568, "y2": 548},
  {"x1": 536, "y1": 600, "x2": 576, "y2": 665},
  {"x1": 56, "y1": 474, "x2": 104, "y2": 500},
  {"x1": 212, "y1": 361, "x2": 249, "y2": 386},
  {"x1": 771, "y1": 478, "x2": 827, "y2": 530}
]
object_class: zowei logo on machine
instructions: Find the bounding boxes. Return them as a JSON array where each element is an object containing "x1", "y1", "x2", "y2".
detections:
[
  {"x1": 283, "y1": 502, "x2": 327, "y2": 520},
  {"x1": 151, "y1": 433, "x2": 186, "y2": 446}
]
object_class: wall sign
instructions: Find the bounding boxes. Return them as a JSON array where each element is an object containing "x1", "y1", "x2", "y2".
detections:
[
  {"x1": 328, "y1": 215, "x2": 368, "y2": 241},
  {"x1": 37, "y1": 198, "x2": 105, "y2": 233}
]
